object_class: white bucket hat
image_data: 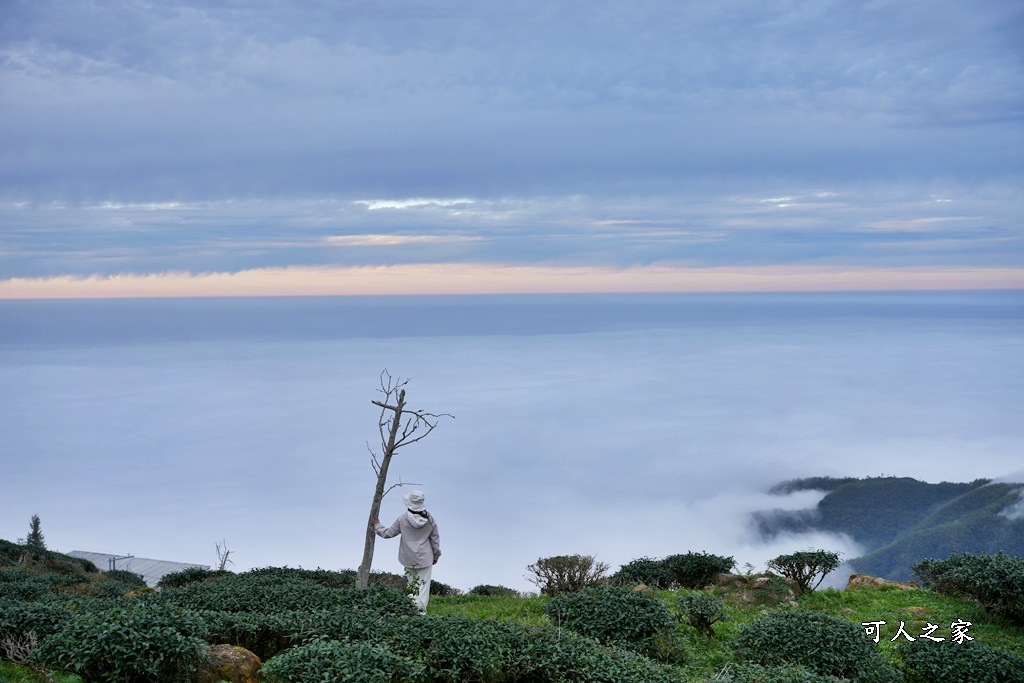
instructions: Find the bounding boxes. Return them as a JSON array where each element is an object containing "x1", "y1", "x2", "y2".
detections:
[{"x1": 403, "y1": 490, "x2": 426, "y2": 512}]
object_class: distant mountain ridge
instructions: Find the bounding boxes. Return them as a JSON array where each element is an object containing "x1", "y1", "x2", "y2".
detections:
[{"x1": 754, "y1": 475, "x2": 1024, "y2": 582}]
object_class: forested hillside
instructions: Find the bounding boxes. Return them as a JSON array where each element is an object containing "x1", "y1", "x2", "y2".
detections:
[{"x1": 756, "y1": 476, "x2": 1024, "y2": 582}]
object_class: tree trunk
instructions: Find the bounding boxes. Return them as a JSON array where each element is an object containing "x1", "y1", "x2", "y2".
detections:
[{"x1": 356, "y1": 389, "x2": 405, "y2": 588}]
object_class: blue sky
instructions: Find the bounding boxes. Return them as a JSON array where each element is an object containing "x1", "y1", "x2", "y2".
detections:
[{"x1": 1, "y1": 0, "x2": 1023, "y2": 296}]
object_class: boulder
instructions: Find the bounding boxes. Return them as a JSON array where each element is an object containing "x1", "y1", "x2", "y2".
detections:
[
  {"x1": 196, "y1": 645, "x2": 261, "y2": 683},
  {"x1": 845, "y1": 574, "x2": 919, "y2": 591},
  {"x1": 717, "y1": 573, "x2": 748, "y2": 589},
  {"x1": 722, "y1": 573, "x2": 796, "y2": 606}
]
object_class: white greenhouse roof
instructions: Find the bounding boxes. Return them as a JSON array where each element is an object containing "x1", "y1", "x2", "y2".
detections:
[{"x1": 68, "y1": 550, "x2": 210, "y2": 588}]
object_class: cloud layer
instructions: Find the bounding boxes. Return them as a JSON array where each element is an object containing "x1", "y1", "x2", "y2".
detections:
[
  {"x1": 1, "y1": 1, "x2": 1022, "y2": 292},
  {"x1": 2, "y1": 294, "x2": 1021, "y2": 590}
]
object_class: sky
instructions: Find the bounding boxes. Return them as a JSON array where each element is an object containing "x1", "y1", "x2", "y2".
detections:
[
  {"x1": 1, "y1": 1, "x2": 1023, "y2": 594},
  {"x1": 2, "y1": 0, "x2": 1023, "y2": 296}
]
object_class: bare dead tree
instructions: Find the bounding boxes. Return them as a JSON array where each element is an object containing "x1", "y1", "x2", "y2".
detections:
[
  {"x1": 356, "y1": 370, "x2": 452, "y2": 588},
  {"x1": 215, "y1": 539, "x2": 234, "y2": 571}
]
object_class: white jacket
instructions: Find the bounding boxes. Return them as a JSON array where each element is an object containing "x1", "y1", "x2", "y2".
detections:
[{"x1": 375, "y1": 510, "x2": 441, "y2": 569}]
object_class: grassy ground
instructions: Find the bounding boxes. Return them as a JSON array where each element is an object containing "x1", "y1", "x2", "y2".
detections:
[
  {"x1": 4, "y1": 584, "x2": 1023, "y2": 681},
  {"x1": 430, "y1": 585, "x2": 1024, "y2": 681},
  {"x1": 0, "y1": 659, "x2": 82, "y2": 683}
]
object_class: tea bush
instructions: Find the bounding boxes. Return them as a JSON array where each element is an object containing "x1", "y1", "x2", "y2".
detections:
[
  {"x1": 913, "y1": 552, "x2": 1024, "y2": 624},
  {"x1": 676, "y1": 593, "x2": 726, "y2": 637},
  {"x1": 711, "y1": 662, "x2": 843, "y2": 683},
  {"x1": 157, "y1": 571, "x2": 417, "y2": 617},
  {"x1": 467, "y1": 584, "x2": 520, "y2": 597},
  {"x1": 767, "y1": 550, "x2": 841, "y2": 594},
  {"x1": 429, "y1": 579, "x2": 460, "y2": 597},
  {"x1": 368, "y1": 569, "x2": 407, "y2": 591},
  {"x1": 155, "y1": 566, "x2": 232, "y2": 589},
  {"x1": 734, "y1": 610, "x2": 899, "y2": 681},
  {"x1": 335, "y1": 583, "x2": 421, "y2": 617},
  {"x1": 385, "y1": 615, "x2": 519, "y2": 680},
  {"x1": 515, "y1": 626, "x2": 681, "y2": 682},
  {"x1": 103, "y1": 570, "x2": 147, "y2": 589},
  {"x1": 0, "y1": 598, "x2": 73, "y2": 639},
  {"x1": 32, "y1": 602, "x2": 210, "y2": 683},
  {"x1": 0, "y1": 571, "x2": 51, "y2": 601},
  {"x1": 663, "y1": 552, "x2": 735, "y2": 589},
  {"x1": 200, "y1": 609, "x2": 299, "y2": 660},
  {"x1": 546, "y1": 583, "x2": 676, "y2": 649},
  {"x1": 262, "y1": 638, "x2": 423, "y2": 683},
  {"x1": 526, "y1": 554, "x2": 609, "y2": 595},
  {"x1": 899, "y1": 638, "x2": 1024, "y2": 683},
  {"x1": 243, "y1": 566, "x2": 357, "y2": 588},
  {"x1": 611, "y1": 556, "x2": 675, "y2": 589}
]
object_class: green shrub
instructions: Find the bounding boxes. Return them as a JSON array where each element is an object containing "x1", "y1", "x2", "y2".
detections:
[
  {"x1": 515, "y1": 625, "x2": 681, "y2": 682},
  {"x1": 157, "y1": 571, "x2": 418, "y2": 617},
  {"x1": 104, "y1": 569, "x2": 147, "y2": 590},
  {"x1": 913, "y1": 552, "x2": 1024, "y2": 624},
  {"x1": 611, "y1": 557, "x2": 675, "y2": 589},
  {"x1": 0, "y1": 570, "x2": 100, "y2": 600},
  {"x1": 734, "y1": 610, "x2": 899, "y2": 681},
  {"x1": 33, "y1": 602, "x2": 210, "y2": 683},
  {"x1": 0, "y1": 543, "x2": 98, "y2": 575},
  {"x1": 200, "y1": 609, "x2": 300, "y2": 660},
  {"x1": 663, "y1": 552, "x2": 735, "y2": 589},
  {"x1": 546, "y1": 584, "x2": 676, "y2": 651},
  {"x1": 262, "y1": 638, "x2": 423, "y2": 683},
  {"x1": 340, "y1": 583, "x2": 421, "y2": 617},
  {"x1": 384, "y1": 615, "x2": 518, "y2": 681},
  {"x1": 156, "y1": 566, "x2": 231, "y2": 589},
  {"x1": 711, "y1": 662, "x2": 843, "y2": 682},
  {"x1": 0, "y1": 570, "x2": 51, "y2": 601},
  {"x1": 368, "y1": 569, "x2": 407, "y2": 592},
  {"x1": 899, "y1": 638, "x2": 1024, "y2": 683},
  {"x1": 676, "y1": 593, "x2": 726, "y2": 637},
  {"x1": 526, "y1": 554, "x2": 609, "y2": 595},
  {"x1": 244, "y1": 566, "x2": 357, "y2": 589},
  {"x1": 767, "y1": 550, "x2": 841, "y2": 593},
  {"x1": 467, "y1": 584, "x2": 520, "y2": 597},
  {"x1": 0, "y1": 598, "x2": 74, "y2": 639},
  {"x1": 429, "y1": 580, "x2": 460, "y2": 597}
]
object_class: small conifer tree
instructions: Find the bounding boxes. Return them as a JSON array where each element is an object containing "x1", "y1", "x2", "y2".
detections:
[{"x1": 26, "y1": 514, "x2": 46, "y2": 552}]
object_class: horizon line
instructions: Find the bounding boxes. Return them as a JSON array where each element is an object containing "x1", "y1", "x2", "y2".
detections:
[{"x1": 2, "y1": 263, "x2": 1023, "y2": 300}]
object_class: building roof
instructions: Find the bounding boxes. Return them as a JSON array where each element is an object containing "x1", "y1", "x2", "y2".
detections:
[{"x1": 68, "y1": 550, "x2": 209, "y2": 588}]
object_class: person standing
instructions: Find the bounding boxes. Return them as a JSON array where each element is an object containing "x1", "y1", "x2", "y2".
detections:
[{"x1": 370, "y1": 489, "x2": 441, "y2": 613}]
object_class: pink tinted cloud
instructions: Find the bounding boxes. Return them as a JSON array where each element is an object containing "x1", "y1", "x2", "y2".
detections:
[{"x1": 1, "y1": 264, "x2": 1023, "y2": 299}]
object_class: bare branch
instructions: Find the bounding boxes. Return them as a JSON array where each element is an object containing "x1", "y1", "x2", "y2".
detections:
[
  {"x1": 383, "y1": 475, "x2": 423, "y2": 499},
  {"x1": 367, "y1": 442, "x2": 381, "y2": 477}
]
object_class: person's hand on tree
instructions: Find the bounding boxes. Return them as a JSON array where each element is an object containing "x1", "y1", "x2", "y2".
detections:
[{"x1": 370, "y1": 516, "x2": 379, "y2": 526}]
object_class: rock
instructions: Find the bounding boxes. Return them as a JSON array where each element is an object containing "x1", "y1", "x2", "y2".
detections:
[
  {"x1": 845, "y1": 574, "x2": 919, "y2": 591},
  {"x1": 718, "y1": 573, "x2": 748, "y2": 589},
  {"x1": 196, "y1": 645, "x2": 261, "y2": 683}
]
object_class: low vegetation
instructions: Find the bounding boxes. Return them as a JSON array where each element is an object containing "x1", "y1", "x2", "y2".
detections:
[
  {"x1": 767, "y1": 549, "x2": 842, "y2": 593},
  {"x1": 3, "y1": 538, "x2": 1024, "y2": 682}
]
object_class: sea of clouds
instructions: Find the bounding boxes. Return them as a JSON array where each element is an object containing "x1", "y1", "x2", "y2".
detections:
[{"x1": 1, "y1": 293, "x2": 1021, "y2": 591}]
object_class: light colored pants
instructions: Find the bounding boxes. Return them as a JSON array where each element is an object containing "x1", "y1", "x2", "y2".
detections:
[{"x1": 404, "y1": 565, "x2": 432, "y2": 614}]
